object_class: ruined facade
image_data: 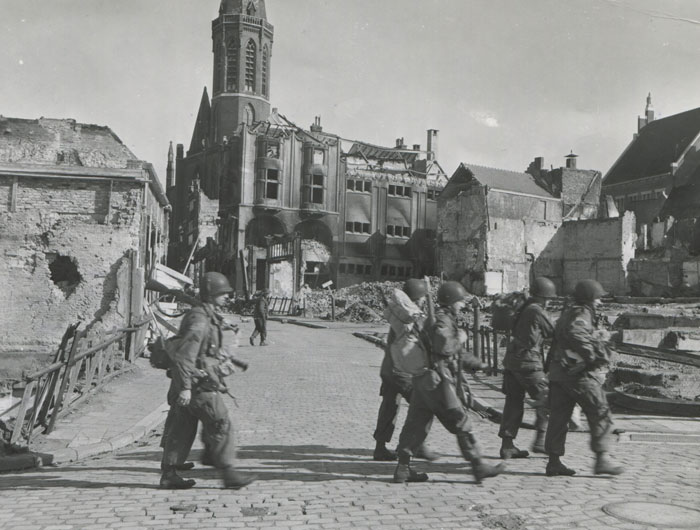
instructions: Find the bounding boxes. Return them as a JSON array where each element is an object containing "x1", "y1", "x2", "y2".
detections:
[
  {"x1": 0, "y1": 117, "x2": 169, "y2": 360},
  {"x1": 438, "y1": 161, "x2": 636, "y2": 295},
  {"x1": 168, "y1": 0, "x2": 446, "y2": 296}
]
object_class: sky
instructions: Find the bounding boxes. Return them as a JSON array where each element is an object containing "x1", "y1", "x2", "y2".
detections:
[{"x1": 3, "y1": 0, "x2": 700, "y2": 184}]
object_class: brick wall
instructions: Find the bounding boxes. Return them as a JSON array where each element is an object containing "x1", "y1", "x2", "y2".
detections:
[{"x1": 0, "y1": 175, "x2": 143, "y2": 355}]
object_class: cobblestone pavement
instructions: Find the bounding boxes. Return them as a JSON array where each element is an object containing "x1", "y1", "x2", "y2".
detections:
[{"x1": 1, "y1": 321, "x2": 699, "y2": 529}]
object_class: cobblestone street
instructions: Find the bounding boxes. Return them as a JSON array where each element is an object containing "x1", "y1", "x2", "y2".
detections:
[{"x1": 1, "y1": 321, "x2": 699, "y2": 529}]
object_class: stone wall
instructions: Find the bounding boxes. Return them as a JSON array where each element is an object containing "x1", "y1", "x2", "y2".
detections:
[
  {"x1": 560, "y1": 211, "x2": 636, "y2": 295},
  {"x1": 0, "y1": 176, "x2": 143, "y2": 355}
]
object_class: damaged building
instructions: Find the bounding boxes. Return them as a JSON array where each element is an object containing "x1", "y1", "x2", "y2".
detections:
[
  {"x1": 438, "y1": 157, "x2": 636, "y2": 295},
  {"x1": 167, "y1": 0, "x2": 447, "y2": 297},
  {"x1": 0, "y1": 117, "x2": 169, "y2": 367}
]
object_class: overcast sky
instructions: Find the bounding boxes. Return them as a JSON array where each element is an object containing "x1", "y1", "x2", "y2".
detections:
[{"x1": 3, "y1": 0, "x2": 700, "y2": 183}]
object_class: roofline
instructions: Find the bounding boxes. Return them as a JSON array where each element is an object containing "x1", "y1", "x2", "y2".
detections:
[
  {"x1": 487, "y1": 186, "x2": 558, "y2": 201},
  {"x1": 601, "y1": 171, "x2": 670, "y2": 189},
  {"x1": 0, "y1": 163, "x2": 145, "y2": 180},
  {"x1": 676, "y1": 129, "x2": 700, "y2": 168},
  {"x1": 142, "y1": 162, "x2": 170, "y2": 208}
]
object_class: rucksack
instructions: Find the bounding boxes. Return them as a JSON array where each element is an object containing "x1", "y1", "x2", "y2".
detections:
[
  {"x1": 383, "y1": 289, "x2": 429, "y2": 375},
  {"x1": 148, "y1": 334, "x2": 183, "y2": 370},
  {"x1": 490, "y1": 291, "x2": 528, "y2": 332}
]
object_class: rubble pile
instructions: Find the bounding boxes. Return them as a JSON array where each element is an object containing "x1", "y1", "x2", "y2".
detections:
[{"x1": 336, "y1": 303, "x2": 384, "y2": 323}]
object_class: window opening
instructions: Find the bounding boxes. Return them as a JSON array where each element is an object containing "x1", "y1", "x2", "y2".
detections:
[
  {"x1": 47, "y1": 253, "x2": 81, "y2": 298},
  {"x1": 262, "y1": 45, "x2": 269, "y2": 96},
  {"x1": 264, "y1": 169, "x2": 279, "y2": 199},
  {"x1": 226, "y1": 41, "x2": 238, "y2": 92},
  {"x1": 311, "y1": 173, "x2": 324, "y2": 204},
  {"x1": 245, "y1": 40, "x2": 257, "y2": 92}
]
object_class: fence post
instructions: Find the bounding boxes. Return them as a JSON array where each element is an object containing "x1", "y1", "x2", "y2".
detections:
[
  {"x1": 492, "y1": 329, "x2": 499, "y2": 375},
  {"x1": 472, "y1": 303, "x2": 481, "y2": 359},
  {"x1": 484, "y1": 326, "x2": 491, "y2": 370}
]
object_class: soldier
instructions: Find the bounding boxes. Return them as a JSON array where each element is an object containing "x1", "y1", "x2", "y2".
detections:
[
  {"x1": 392, "y1": 281, "x2": 505, "y2": 484},
  {"x1": 160, "y1": 272, "x2": 256, "y2": 490},
  {"x1": 498, "y1": 277, "x2": 556, "y2": 459},
  {"x1": 249, "y1": 289, "x2": 269, "y2": 346},
  {"x1": 373, "y1": 279, "x2": 437, "y2": 462},
  {"x1": 544, "y1": 279, "x2": 624, "y2": 477}
]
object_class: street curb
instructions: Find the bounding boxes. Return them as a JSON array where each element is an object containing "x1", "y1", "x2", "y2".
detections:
[
  {"x1": 0, "y1": 401, "x2": 170, "y2": 472},
  {"x1": 270, "y1": 317, "x2": 328, "y2": 329}
]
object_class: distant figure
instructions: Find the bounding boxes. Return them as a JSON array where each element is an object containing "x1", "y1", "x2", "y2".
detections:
[{"x1": 250, "y1": 289, "x2": 269, "y2": 346}]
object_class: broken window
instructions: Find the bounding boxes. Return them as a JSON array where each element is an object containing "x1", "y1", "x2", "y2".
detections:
[
  {"x1": 311, "y1": 173, "x2": 324, "y2": 204},
  {"x1": 47, "y1": 253, "x2": 81, "y2": 297},
  {"x1": 264, "y1": 169, "x2": 279, "y2": 199},
  {"x1": 346, "y1": 180, "x2": 355, "y2": 191}
]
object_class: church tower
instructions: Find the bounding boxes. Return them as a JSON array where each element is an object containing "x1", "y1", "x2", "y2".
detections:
[{"x1": 211, "y1": 0, "x2": 273, "y2": 144}]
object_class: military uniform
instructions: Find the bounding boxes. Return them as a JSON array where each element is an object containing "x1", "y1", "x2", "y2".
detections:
[
  {"x1": 395, "y1": 307, "x2": 502, "y2": 482},
  {"x1": 250, "y1": 295, "x2": 268, "y2": 345},
  {"x1": 373, "y1": 329, "x2": 415, "y2": 447},
  {"x1": 499, "y1": 301, "x2": 553, "y2": 443},
  {"x1": 161, "y1": 304, "x2": 241, "y2": 483},
  {"x1": 544, "y1": 303, "x2": 613, "y2": 457}
]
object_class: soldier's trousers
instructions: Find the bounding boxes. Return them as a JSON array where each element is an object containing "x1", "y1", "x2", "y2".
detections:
[
  {"x1": 397, "y1": 370, "x2": 481, "y2": 462},
  {"x1": 161, "y1": 386, "x2": 237, "y2": 472},
  {"x1": 251, "y1": 318, "x2": 267, "y2": 343},
  {"x1": 373, "y1": 369, "x2": 413, "y2": 444},
  {"x1": 544, "y1": 375, "x2": 613, "y2": 456},
  {"x1": 499, "y1": 368, "x2": 549, "y2": 439}
]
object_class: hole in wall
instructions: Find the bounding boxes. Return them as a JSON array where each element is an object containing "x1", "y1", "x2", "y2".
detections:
[{"x1": 46, "y1": 253, "x2": 81, "y2": 297}]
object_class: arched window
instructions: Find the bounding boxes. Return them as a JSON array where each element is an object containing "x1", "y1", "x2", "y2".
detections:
[
  {"x1": 245, "y1": 104, "x2": 255, "y2": 126},
  {"x1": 214, "y1": 40, "x2": 222, "y2": 94},
  {"x1": 246, "y1": 2, "x2": 256, "y2": 16},
  {"x1": 262, "y1": 45, "x2": 269, "y2": 97},
  {"x1": 245, "y1": 40, "x2": 257, "y2": 92},
  {"x1": 226, "y1": 40, "x2": 238, "y2": 92}
]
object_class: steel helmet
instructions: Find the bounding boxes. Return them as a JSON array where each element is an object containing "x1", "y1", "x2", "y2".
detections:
[
  {"x1": 404, "y1": 279, "x2": 428, "y2": 302},
  {"x1": 530, "y1": 277, "x2": 557, "y2": 299},
  {"x1": 437, "y1": 281, "x2": 468, "y2": 305},
  {"x1": 200, "y1": 272, "x2": 233, "y2": 301},
  {"x1": 573, "y1": 279, "x2": 607, "y2": 303}
]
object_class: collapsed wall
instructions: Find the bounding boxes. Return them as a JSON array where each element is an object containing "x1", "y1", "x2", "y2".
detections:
[{"x1": 0, "y1": 177, "x2": 142, "y2": 358}]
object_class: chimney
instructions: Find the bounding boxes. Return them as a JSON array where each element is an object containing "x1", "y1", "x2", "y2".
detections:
[
  {"x1": 565, "y1": 151, "x2": 578, "y2": 169},
  {"x1": 176, "y1": 143, "x2": 184, "y2": 160},
  {"x1": 395, "y1": 137, "x2": 406, "y2": 149},
  {"x1": 426, "y1": 129, "x2": 439, "y2": 161},
  {"x1": 413, "y1": 144, "x2": 420, "y2": 151},
  {"x1": 310, "y1": 116, "x2": 323, "y2": 132}
]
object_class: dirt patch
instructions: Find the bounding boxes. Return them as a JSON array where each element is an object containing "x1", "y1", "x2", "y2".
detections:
[{"x1": 470, "y1": 504, "x2": 527, "y2": 530}]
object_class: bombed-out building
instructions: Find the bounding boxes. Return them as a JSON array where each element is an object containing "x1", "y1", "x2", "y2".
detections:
[
  {"x1": 0, "y1": 117, "x2": 169, "y2": 364},
  {"x1": 167, "y1": 0, "x2": 447, "y2": 297}
]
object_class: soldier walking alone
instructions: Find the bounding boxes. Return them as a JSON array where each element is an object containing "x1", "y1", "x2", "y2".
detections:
[
  {"x1": 160, "y1": 272, "x2": 256, "y2": 490},
  {"x1": 392, "y1": 281, "x2": 505, "y2": 484},
  {"x1": 498, "y1": 277, "x2": 556, "y2": 459},
  {"x1": 250, "y1": 288, "x2": 269, "y2": 346},
  {"x1": 544, "y1": 279, "x2": 624, "y2": 477}
]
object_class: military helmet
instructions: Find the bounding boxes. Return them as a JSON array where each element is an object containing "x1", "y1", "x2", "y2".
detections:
[
  {"x1": 573, "y1": 279, "x2": 607, "y2": 303},
  {"x1": 437, "y1": 281, "x2": 468, "y2": 305},
  {"x1": 199, "y1": 272, "x2": 233, "y2": 301},
  {"x1": 404, "y1": 278, "x2": 428, "y2": 302},
  {"x1": 530, "y1": 277, "x2": 557, "y2": 299}
]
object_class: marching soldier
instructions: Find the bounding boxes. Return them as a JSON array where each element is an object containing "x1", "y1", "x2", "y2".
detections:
[
  {"x1": 160, "y1": 272, "x2": 256, "y2": 490},
  {"x1": 498, "y1": 277, "x2": 556, "y2": 459},
  {"x1": 373, "y1": 279, "x2": 437, "y2": 462},
  {"x1": 544, "y1": 279, "x2": 624, "y2": 477},
  {"x1": 392, "y1": 281, "x2": 505, "y2": 484}
]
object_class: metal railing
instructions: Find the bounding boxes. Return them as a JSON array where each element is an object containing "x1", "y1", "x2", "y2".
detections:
[{"x1": 7, "y1": 319, "x2": 149, "y2": 447}]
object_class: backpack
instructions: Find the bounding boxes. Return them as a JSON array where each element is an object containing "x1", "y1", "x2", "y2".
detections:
[
  {"x1": 490, "y1": 291, "x2": 528, "y2": 332},
  {"x1": 383, "y1": 289, "x2": 429, "y2": 375},
  {"x1": 148, "y1": 334, "x2": 183, "y2": 370}
]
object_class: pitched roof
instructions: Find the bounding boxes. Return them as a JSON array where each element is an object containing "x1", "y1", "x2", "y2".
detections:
[
  {"x1": 444, "y1": 163, "x2": 554, "y2": 199},
  {"x1": 0, "y1": 117, "x2": 138, "y2": 168},
  {"x1": 604, "y1": 106, "x2": 700, "y2": 186},
  {"x1": 346, "y1": 142, "x2": 419, "y2": 164}
]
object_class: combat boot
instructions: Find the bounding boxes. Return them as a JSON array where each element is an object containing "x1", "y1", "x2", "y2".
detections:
[
  {"x1": 594, "y1": 452, "x2": 624, "y2": 475},
  {"x1": 373, "y1": 442, "x2": 397, "y2": 461},
  {"x1": 392, "y1": 453, "x2": 429, "y2": 483},
  {"x1": 531, "y1": 431, "x2": 546, "y2": 454},
  {"x1": 414, "y1": 444, "x2": 440, "y2": 461},
  {"x1": 545, "y1": 456, "x2": 576, "y2": 477},
  {"x1": 499, "y1": 437, "x2": 529, "y2": 459},
  {"x1": 472, "y1": 460, "x2": 505, "y2": 484},
  {"x1": 160, "y1": 471, "x2": 196, "y2": 489},
  {"x1": 223, "y1": 468, "x2": 257, "y2": 489},
  {"x1": 175, "y1": 462, "x2": 195, "y2": 471}
]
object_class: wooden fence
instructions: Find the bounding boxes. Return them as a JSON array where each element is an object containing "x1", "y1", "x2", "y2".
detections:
[{"x1": 7, "y1": 318, "x2": 150, "y2": 447}]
